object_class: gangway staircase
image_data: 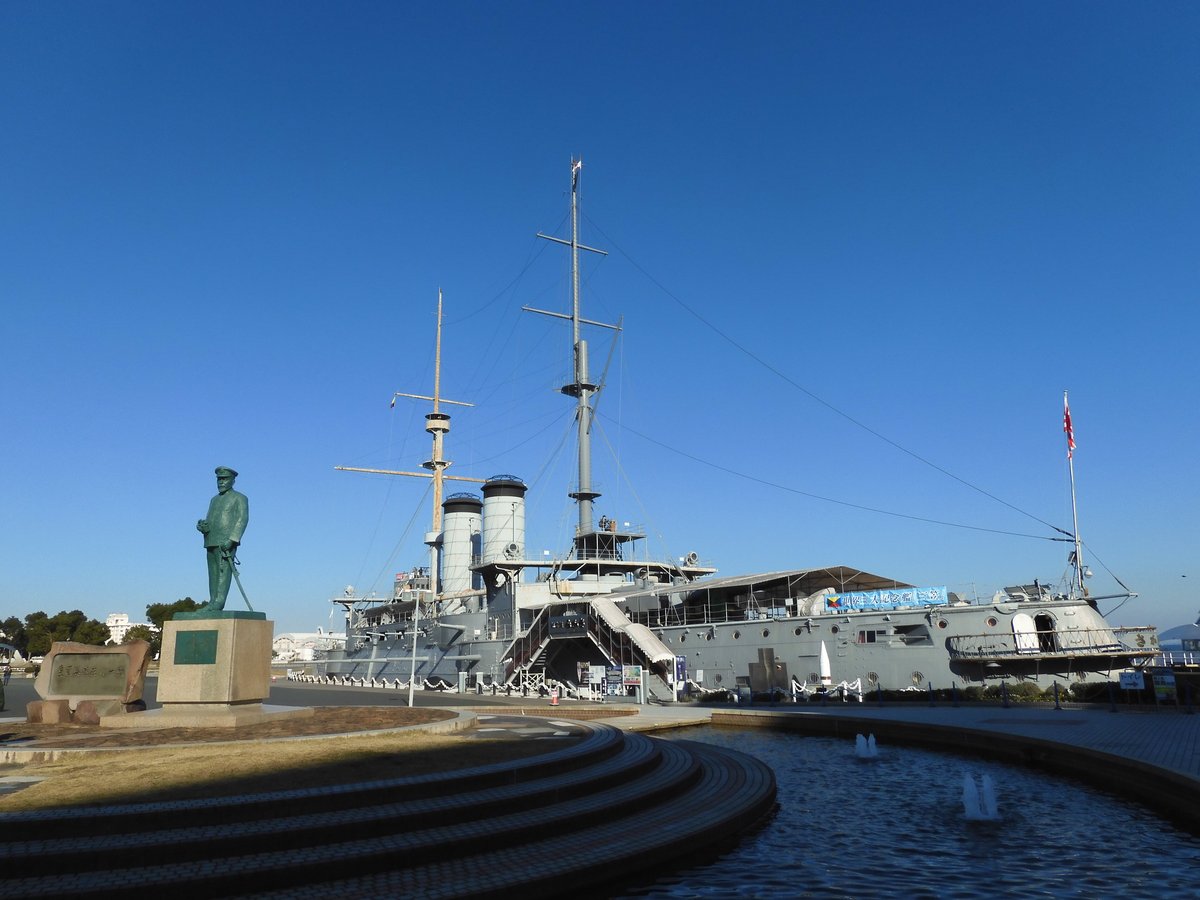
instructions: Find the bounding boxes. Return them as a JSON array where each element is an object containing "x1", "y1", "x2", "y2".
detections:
[{"x1": 503, "y1": 597, "x2": 679, "y2": 702}]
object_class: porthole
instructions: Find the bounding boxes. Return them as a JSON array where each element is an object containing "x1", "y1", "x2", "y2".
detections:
[
  {"x1": 762, "y1": 628, "x2": 770, "y2": 638},
  {"x1": 830, "y1": 625, "x2": 840, "y2": 634},
  {"x1": 866, "y1": 671, "x2": 879, "y2": 685},
  {"x1": 936, "y1": 619, "x2": 948, "y2": 629},
  {"x1": 679, "y1": 634, "x2": 686, "y2": 643},
  {"x1": 704, "y1": 632, "x2": 713, "y2": 641},
  {"x1": 732, "y1": 630, "x2": 741, "y2": 640},
  {"x1": 986, "y1": 616, "x2": 998, "y2": 627},
  {"x1": 714, "y1": 674, "x2": 723, "y2": 684},
  {"x1": 808, "y1": 672, "x2": 820, "y2": 683},
  {"x1": 911, "y1": 671, "x2": 924, "y2": 686},
  {"x1": 794, "y1": 626, "x2": 804, "y2": 636}
]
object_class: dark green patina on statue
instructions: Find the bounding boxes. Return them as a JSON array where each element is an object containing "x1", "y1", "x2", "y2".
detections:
[{"x1": 193, "y1": 466, "x2": 251, "y2": 615}]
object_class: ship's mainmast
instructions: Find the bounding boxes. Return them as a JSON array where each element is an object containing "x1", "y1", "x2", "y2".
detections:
[{"x1": 526, "y1": 159, "x2": 621, "y2": 539}]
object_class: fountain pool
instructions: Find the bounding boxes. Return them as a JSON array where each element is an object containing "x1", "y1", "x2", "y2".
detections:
[{"x1": 620, "y1": 726, "x2": 1200, "y2": 898}]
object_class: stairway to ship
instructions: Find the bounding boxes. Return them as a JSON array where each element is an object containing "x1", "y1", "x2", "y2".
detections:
[{"x1": 2, "y1": 722, "x2": 776, "y2": 899}]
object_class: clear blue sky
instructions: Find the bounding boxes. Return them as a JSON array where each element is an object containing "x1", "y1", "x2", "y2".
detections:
[{"x1": 2, "y1": 2, "x2": 1196, "y2": 636}]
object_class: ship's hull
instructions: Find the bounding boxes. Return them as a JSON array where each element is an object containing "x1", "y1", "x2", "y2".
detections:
[
  {"x1": 329, "y1": 588, "x2": 1157, "y2": 697},
  {"x1": 654, "y1": 599, "x2": 1155, "y2": 694}
]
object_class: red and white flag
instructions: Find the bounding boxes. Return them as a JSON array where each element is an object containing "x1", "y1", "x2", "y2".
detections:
[{"x1": 1063, "y1": 393, "x2": 1076, "y2": 459}]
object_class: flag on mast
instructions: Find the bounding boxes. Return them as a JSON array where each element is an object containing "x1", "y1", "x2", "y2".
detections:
[{"x1": 1063, "y1": 392, "x2": 1076, "y2": 459}]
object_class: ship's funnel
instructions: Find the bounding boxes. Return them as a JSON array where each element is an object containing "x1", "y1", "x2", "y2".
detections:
[
  {"x1": 482, "y1": 475, "x2": 527, "y2": 564},
  {"x1": 441, "y1": 492, "x2": 482, "y2": 594}
]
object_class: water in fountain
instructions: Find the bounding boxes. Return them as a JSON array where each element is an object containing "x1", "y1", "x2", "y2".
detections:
[
  {"x1": 962, "y1": 772, "x2": 1000, "y2": 821},
  {"x1": 855, "y1": 732, "x2": 878, "y2": 758}
]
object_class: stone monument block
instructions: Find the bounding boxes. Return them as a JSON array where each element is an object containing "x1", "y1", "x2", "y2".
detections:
[
  {"x1": 30, "y1": 640, "x2": 152, "y2": 723},
  {"x1": 157, "y1": 613, "x2": 272, "y2": 705}
]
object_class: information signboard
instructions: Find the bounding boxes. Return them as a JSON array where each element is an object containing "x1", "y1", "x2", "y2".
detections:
[
  {"x1": 1152, "y1": 671, "x2": 1176, "y2": 703},
  {"x1": 1119, "y1": 671, "x2": 1144, "y2": 690}
]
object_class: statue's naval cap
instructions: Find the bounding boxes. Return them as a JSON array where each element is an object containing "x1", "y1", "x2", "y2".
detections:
[{"x1": 215, "y1": 466, "x2": 239, "y2": 478}]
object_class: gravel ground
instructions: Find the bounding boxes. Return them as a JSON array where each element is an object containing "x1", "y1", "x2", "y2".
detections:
[{"x1": 0, "y1": 706, "x2": 455, "y2": 749}]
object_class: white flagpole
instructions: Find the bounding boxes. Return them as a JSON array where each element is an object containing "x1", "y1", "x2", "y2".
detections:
[{"x1": 1064, "y1": 391, "x2": 1084, "y2": 597}]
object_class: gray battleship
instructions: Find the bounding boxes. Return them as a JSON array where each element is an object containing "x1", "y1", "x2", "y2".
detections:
[{"x1": 326, "y1": 161, "x2": 1158, "y2": 701}]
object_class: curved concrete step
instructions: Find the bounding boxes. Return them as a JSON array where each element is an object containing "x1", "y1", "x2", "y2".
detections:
[
  {"x1": 1, "y1": 718, "x2": 627, "y2": 841},
  {"x1": 252, "y1": 740, "x2": 777, "y2": 900},
  {"x1": 6, "y1": 723, "x2": 776, "y2": 899},
  {"x1": 4, "y1": 729, "x2": 677, "y2": 874}
]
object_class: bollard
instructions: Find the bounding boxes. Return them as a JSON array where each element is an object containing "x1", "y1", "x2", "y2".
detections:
[{"x1": 1001, "y1": 682, "x2": 1010, "y2": 709}]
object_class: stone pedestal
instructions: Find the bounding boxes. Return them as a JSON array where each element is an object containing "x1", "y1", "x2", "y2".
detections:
[
  {"x1": 158, "y1": 613, "x2": 272, "y2": 704},
  {"x1": 102, "y1": 612, "x2": 312, "y2": 728}
]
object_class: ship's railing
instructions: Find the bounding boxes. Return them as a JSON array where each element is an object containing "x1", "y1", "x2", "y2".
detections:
[
  {"x1": 502, "y1": 606, "x2": 551, "y2": 684},
  {"x1": 286, "y1": 671, "x2": 460, "y2": 691},
  {"x1": 1149, "y1": 650, "x2": 1200, "y2": 668},
  {"x1": 625, "y1": 602, "x2": 795, "y2": 629},
  {"x1": 791, "y1": 676, "x2": 865, "y2": 703},
  {"x1": 947, "y1": 626, "x2": 1157, "y2": 661}
]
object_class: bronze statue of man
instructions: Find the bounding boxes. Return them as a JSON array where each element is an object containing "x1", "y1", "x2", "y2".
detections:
[{"x1": 196, "y1": 466, "x2": 249, "y2": 612}]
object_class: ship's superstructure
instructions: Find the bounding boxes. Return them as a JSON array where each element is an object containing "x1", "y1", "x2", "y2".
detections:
[{"x1": 327, "y1": 162, "x2": 1158, "y2": 700}]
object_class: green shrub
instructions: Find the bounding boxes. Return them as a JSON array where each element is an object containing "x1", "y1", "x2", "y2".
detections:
[{"x1": 1004, "y1": 681, "x2": 1043, "y2": 702}]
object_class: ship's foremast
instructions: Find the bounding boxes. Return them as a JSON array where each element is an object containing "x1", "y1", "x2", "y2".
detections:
[{"x1": 336, "y1": 290, "x2": 484, "y2": 594}]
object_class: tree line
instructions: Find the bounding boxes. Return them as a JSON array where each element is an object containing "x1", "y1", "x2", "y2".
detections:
[{"x1": 1, "y1": 599, "x2": 202, "y2": 659}]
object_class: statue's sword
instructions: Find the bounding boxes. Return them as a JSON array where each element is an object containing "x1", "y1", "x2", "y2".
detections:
[{"x1": 226, "y1": 550, "x2": 255, "y2": 612}]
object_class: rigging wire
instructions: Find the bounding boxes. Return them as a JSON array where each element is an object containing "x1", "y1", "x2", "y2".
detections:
[
  {"x1": 593, "y1": 417, "x2": 678, "y2": 563},
  {"x1": 364, "y1": 479, "x2": 433, "y2": 599},
  {"x1": 608, "y1": 414, "x2": 1067, "y2": 543},
  {"x1": 585, "y1": 215, "x2": 1073, "y2": 542},
  {"x1": 349, "y1": 397, "x2": 416, "y2": 592},
  {"x1": 448, "y1": 212, "x2": 567, "y2": 326}
]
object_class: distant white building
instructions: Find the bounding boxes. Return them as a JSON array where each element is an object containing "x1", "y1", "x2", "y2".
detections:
[
  {"x1": 105, "y1": 612, "x2": 157, "y2": 644},
  {"x1": 273, "y1": 629, "x2": 345, "y2": 662}
]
